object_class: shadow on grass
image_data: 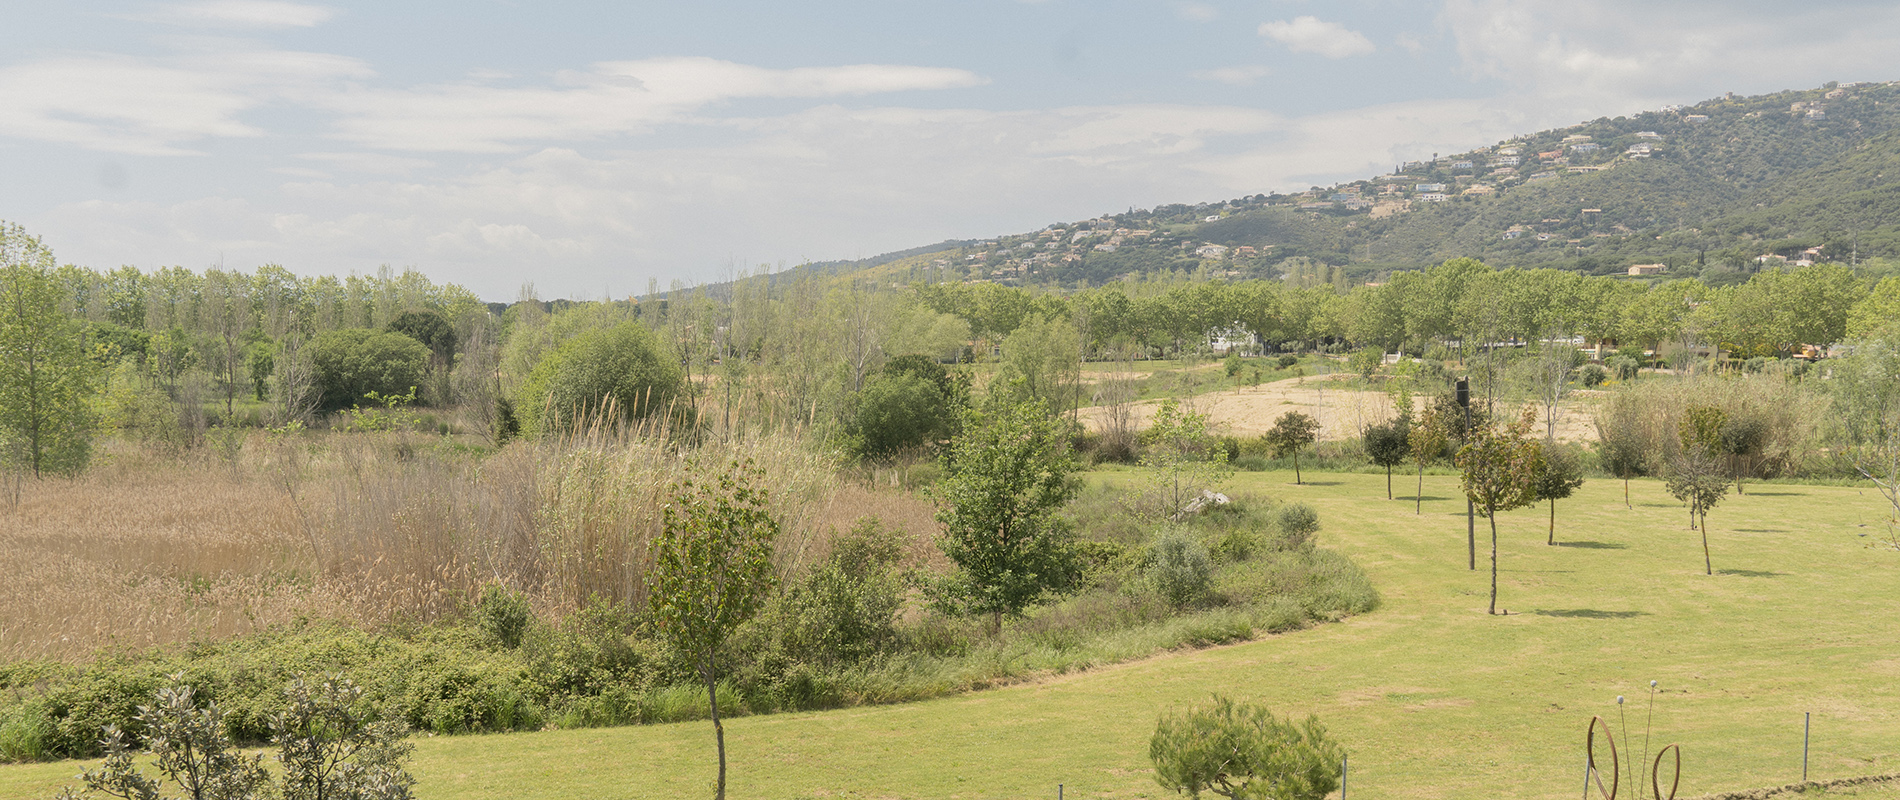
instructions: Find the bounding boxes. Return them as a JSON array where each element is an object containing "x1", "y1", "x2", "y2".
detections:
[
  {"x1": 1408, "y1": 496, "x2": 1453, "y2": 502},
  {"x1": 1531, "y1": 609, "x2": 1650, "y2": 619},
  {"x1": 1743, "y1": 492, "x2": 1805, "y2": 497},
  {"x1": 1553, "y1": 541, "x2": 1628, "y2": 549},
  {"x1": 1716, "y1": 568, "x2": 1786, "y2": 578},
  {"x1": 1733, "y1": 529, "x2": 1788, "y2": 533},
  {"x1": 1295, "y1": 481, "x2": 1345, "y2": 487}
]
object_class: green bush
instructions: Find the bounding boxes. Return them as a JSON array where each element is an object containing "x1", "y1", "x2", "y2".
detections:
[
  {"x1": 516, "y1": 321, "x2": 683, "y2": 436},
  {"x1": 474, "y1": 584, "x2": 535, "y2": 649},
  {"x1": 1274, "y1": 503, "x2": 1321, "y2": 549},
  {"x1": 307, "y1": 329, "x2": 431, "y2": 412},
  {"x1": 1277, "y1": 354, "x2": 1299, "y2": 369},
  {"x1": 1151, "y1": 696, "x2": 1343, "y2": 800},
  {"x1": 1145, "y1": 531, "x2": 1214, "y2": 609},
  {"x1": 1578, "y1": 363, "x2": 1609, "y2": 387}
]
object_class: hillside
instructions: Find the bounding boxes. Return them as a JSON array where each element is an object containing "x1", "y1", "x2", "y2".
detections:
[{"x1": 834, "y1": 80, "x2": 1900, "y2": 289}]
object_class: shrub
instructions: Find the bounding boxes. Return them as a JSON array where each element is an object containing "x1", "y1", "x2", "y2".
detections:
[
  {"x1": 473, "y1": 585, "x2": 535, "y2": 650},
  {"x1": 1144, "y1": 531, "x2": 1214, "y2": 609},
  {"x1": 1274, "y1": 503, "x2": 1320, "y2": 549},
  {"x1": 307, "y1": 329, "x2": 431, "y2": 412},
  {"x1": 1277, "y1": 354, "x2": 1299, "y2": 369},
  {"x1": 843, "y1": 372, "x2": 953, "y2": 462},
  {"x1": 516, "y1": 321, "x2": 683, "y2": 436},
  {"x1": 1578, "y1": 364, "x2": 1609, "y2": 387},
  {"x1": 1150, "y1": 696, "x2": 1343, "y2": 800},
  {"x1": 770, "y1": 518, "x2": 909, "y2": 667}
]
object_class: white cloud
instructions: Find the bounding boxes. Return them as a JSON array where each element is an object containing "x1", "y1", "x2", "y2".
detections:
[
  {"x1": 1193, "y1": 65, "x2": 1272, "y2": 86},
  {"x1": 1259, "y1": 16, "x2": 1377, "y2": 58},
  {"x1": 147, "y1": 1, "x2": 337, "y2": 29},
  {"x1": 1438, "y1": 0, "x2": 1900, "y2": 106},
  {"x1": 297, "y1": 152, "x2": 435, "y2": 175},
  {"x1": 322, "y1": 57, "x2": 990, "y2": 152}
]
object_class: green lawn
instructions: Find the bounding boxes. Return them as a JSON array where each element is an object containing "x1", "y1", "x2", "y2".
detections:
[{"x1": 10, "y1": 470, "x2": 1898, "y2": 799}]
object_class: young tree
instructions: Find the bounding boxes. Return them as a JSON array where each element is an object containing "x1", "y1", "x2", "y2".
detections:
[
  {"x1": 931, "y1": 398, "x2": 1083, "y2": 633},
  {"x1": 1408, "y1": 401, "x2": 1452, "y2": 514},
  {"x1": 1150, "y1": 695, "x2": 1344, "y2": 800},
  {"x1": 1265, "y1": 411, "x2": 1320, "y2": 485},
  {"x1": 1719, "y1": 415, "x2": 1768, "y2": 495},
  {"x1": 1455, "y1": 407, "x2": 1541, "y2": 615},
  {"x1": 1530, "y1": 442, "x2": 1585, "y2": 545},
  {"x1": 1142, "y1": 397, "x2": 1233, "y2": 519},
  {"x1": 1364, "y1": 417, "x2": 1410, "y2": 499},
  {"x1": 0, "y1": 223, "x2": 96, "y2": 478},
  {"x1": 1595, "y1": 410, "x2": 1649, "y2": 509},
  {"x1": 649, "y1": 459, "x2": 781, "y2": 800},
  {"x1": 1665, "y1": 448, "x2": 1730, "y2": 575}
]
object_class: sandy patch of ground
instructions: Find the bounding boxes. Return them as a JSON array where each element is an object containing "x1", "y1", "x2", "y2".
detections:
[{"x1": 1076, "y1": 374, "x2": 1601, "y2": 442}]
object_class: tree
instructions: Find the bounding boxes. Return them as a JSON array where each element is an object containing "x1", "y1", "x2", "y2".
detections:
[
  {"x1": 1832, "y1": 332, "x2": 1900, "y2": 550},
  {"x1": 1596, "y1": 413, "x2": 1649, "y2": 510},
  {"x1": 1150, "y1": 695, "x2": 1344, "y2": 800},
  {"x1": 930, "y1": 398, "x2": 1083, "y2": 633},
  {"x1": 1142, "y1": 397, "x2": 1233, "y2": 519},
  {"x1": 649, "y1": 459, "x2": 781, "y2": 800},
  {"x1": 1265, "y1": 411, "x2": 1320, "y2": 485},
  {"x1": 0, "y1": 223, "x2": 96, "y2": 478},
  {"x1": 516, "y1": 321, "x2": 684, "y2": 435},
  {"x1": 1455, "y1": 407, "x2": 1540, "y2": 615},
  {"x1": 994, "y1": 313, "x2": 1082, "y2": 414},
  {"x1": 1408, "y1": 400, "x2": 1453, "y2": 515},
  {"x1": 1668, "y1": 409, "x2": 1732, "y2": 574},
  {"x1": 1718, "y1": 415, "x2": 1768, "y2": 495},
  {"x1": 1363, "y1": 418, "x2": 1410, "y2": 500},
  {"x1": 307, "y1": 329, "x2": 430, "y2": 413},
  {"x1": 1530, "y1": 442, "x2": 1585, "y2": 545},
  {"x1": 842, "y1": 355, "x2": 966, "y2": 462}
]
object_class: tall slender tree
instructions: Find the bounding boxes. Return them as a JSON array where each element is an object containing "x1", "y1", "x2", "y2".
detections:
[
  {"x1": 0, "y1": 223, "x2": 96, "y2": 479},
  {"x1": 1456, "y1": 407, "x2": 1541, "y2": 615}
]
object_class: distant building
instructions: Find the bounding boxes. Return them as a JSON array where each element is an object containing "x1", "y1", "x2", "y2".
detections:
[
  {"x1": 1203, "y1": 215, "x2": 1222, "y2": 222},
  {"x1": 1684, "y1": 114, "x2": 1710, "y2": 123},
  {"x1": 1493, "y1": 155, "x2": 1522, "y2": 167},
  {"x1": 1627, "y1": 264, "x2": 1667, "y2": 276},
  {"x1": 1415, "y1": 183, "x2": 1448, "y2": 192},
  {"x1": 1635, "y1": 131, "x2": 1663, "y2": 139},
  {"x1": 1416, "y1": 193, "x2": 1450, "y2": 202},
  {"x1": 1195, "y1": 244, "x2": 1229, "y2": 258},
  {"x1": 1807, "y1": 108, "x2": 1827, "y2": 120},
  {"x1": 1452, "y1": 160, "x2": 1475, "y2": 170},
  {"x1": 1626, "y1": 143, "x2": 1654, "y2": 156},
  {"x1": 1569, "y1": 142, "x2": 1601, "y2": 153}
]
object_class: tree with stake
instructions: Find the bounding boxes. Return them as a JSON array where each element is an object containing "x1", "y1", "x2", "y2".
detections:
[
  {"x1": 650, "y1": 459, "x2": 781, "y2": 800},
  {"x1": 1530, "y1": 442, "x2": 1585, "y2": 545},
  {"x1": 931, "y1": 398, "x2": 1084, "y2": 633},
  {"x1": 1455, "y1": 406, "x2": 1541, "y2": 615},
  {"x1": 1364, "y1": 417, "x2": 1410, "y2": 499},
  {"x1": 1266, "y1": 411, "x2": 1320, "y2": 485}
]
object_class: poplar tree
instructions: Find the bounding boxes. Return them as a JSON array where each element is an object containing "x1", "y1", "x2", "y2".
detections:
[{"x1": 0, "y1": 223, "x2": 96, "y2": 478}]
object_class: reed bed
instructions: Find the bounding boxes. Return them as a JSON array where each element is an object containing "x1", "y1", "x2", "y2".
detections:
[{"x1": 1, "y1": 417, "x2": 850, "y2": 662}]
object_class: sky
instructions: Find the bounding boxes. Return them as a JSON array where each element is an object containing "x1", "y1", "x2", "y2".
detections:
[{"x1": 4, "y1": 1, "x2": 1899, "y2": 300}]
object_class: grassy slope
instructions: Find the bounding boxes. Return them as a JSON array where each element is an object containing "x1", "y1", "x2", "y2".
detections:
[{"x1": 9, "y1": 470, "x2": 1898, "y2": 800}]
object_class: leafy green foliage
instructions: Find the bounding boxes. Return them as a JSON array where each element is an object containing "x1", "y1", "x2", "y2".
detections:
[
  {"x1": 843, "y1": 367, "x2": 958, "y2": 462},
  {"x1": 474, "y1": 585, "x2": 535, "y2": 650},
  {"x1": 1530, "y1": 443, "x2": 1586, "y2": 544},
  {"x1": 1264, "y1": 412, "x2": 1319, "y2": 485},
  {"x1": 57, "y1": 675, "x2": 412, "y2": 800},
  {"x1": 754, "y1": 518, "x2": 908, "y2": 668},
  {"x1": 649, "y1": 459, "x2": 780, "y2": 800},
  {"x1": 1141, "y1": 398, "x2": 1234, "y2": 519},
  {"x1": 386, "y1": 309, "x2": 456, "y2": 364},
  {"x1": 930, "y1": 399, "x2": 1084, "y2": 630},
  {"x1": 1456, "y1": 407, "x2": 1542, "y2": 614},
  {"x1": 1150, "y1": 695, "x2": 1343, "y2": 800},
  {"x1": 517, "y1": 321, "x2": 682, "y2": 436},
  {"x1": 1145, "y1": 531, "x2": 1214, "y2": 609},
  {"x1": 307, "y1": 329, "x2": 430, "y2": 412},
  {"x1": 1362, "y1": 419, "x2": 1410, "y2": 499},
  {"x1": 1272, "y1": 504, "x2": 1320, "y2": 551},
  {"x1": 0, "y1": 223, "x2": 96, "y2": 477}
]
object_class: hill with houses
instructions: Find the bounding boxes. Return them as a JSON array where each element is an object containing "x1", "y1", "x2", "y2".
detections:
[{"x1": 817, "y1": 80, "x2": 1900, "y2": 290}]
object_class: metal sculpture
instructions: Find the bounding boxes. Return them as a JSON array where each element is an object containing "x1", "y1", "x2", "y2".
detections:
[{"x1": 1586, "y1": 715, "x2": 1681, "y2": 800}]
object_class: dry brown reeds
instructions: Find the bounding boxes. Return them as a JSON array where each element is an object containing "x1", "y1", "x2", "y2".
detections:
[{"x1": 1, "y1": 408, "x2": 887, "y2": 662}]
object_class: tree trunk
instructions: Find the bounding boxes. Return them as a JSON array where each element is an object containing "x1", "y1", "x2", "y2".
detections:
[
  {"x1": 1547, "y1": 498, "x2": 1556, "y2": 545},
  {"x1": 1386, "y1": 465, "x2": 1393, "y2": 499},
  {"x1": 1293, "y1": 451, "x2": 1302, "y2": 485},
  {"x1": 1623, "y1": 477, "x2": 1630, "y2": 509},
  {"x1": 1416, "y1": 462, "x2": 1424, "y2": 515},
  {"x1": 1487, "y1": 509, "x2": 1500, "y2": 615},
  {"x1": 1710, "y1": 513, "x2": 1725, "y2": 573},
  {"x1": 706, "y1": 664, "x2": 727, "y2": 800}
]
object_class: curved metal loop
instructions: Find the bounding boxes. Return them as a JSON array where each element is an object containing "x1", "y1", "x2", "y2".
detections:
[
  {"x1": 1652, "y1": 744, "x2": 1682, "y2": 800},
  {"x1": 1587, "y1": 715, "x2": 1621, "y2": 800}
]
